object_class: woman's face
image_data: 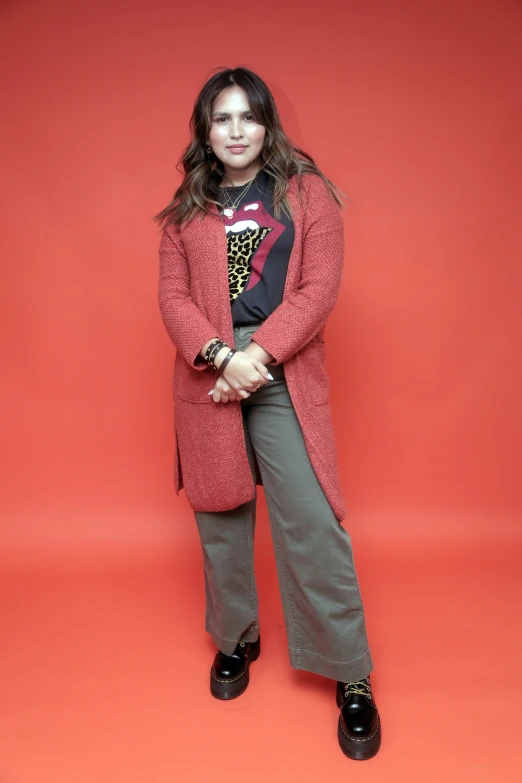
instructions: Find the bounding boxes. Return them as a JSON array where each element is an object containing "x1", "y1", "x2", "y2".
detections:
[{"x1": 208, "y1": 86, "x2": 266, "y2": 183}]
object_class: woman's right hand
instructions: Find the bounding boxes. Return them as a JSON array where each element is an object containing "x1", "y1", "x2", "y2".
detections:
[{"x1": 217, "y1": 350, "x2": 271, "y2": 395}]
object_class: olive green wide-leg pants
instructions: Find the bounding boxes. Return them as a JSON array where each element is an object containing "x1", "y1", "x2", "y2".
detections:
[{"x1": 193, "y1": 324, "x2": 373, "y2": 683}]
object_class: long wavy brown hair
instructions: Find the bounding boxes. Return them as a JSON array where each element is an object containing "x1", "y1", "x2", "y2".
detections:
[{"x1": 153, "y1": 66, "x2": 349, "y2": 231}]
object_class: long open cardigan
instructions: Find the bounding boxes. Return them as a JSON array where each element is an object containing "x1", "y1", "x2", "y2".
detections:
[{"x1": 158, "y1": 171, "x2": 348, "y2": 522}]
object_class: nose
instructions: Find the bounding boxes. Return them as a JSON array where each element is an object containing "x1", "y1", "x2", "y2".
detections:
[{"x1": 229, "y1": 118, "x2": 244, "y2": 140}]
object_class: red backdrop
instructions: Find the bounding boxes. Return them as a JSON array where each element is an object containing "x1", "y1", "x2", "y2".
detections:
[
  {"x1": 1, "y1": 1, "x2": 521, "y2": 780},
  {"x1": 2, "y1": 0, "x2": 521, "y2": 561}
]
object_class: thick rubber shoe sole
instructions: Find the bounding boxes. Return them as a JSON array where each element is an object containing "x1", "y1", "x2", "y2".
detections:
[
  {"x1": 210, "y1": 638, "x2": 261, "y2": 700},
  {"x1": 337, "y1": 716, "x2": 381, "y2": 760}
]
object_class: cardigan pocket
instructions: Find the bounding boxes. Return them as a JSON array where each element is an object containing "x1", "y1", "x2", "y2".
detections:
[
  {"x1": 176, "y1": 358, "x2": 215, "y2": 403},
  {"x1": 299, "y1": 340, "x2": 330, "y2": 405}
]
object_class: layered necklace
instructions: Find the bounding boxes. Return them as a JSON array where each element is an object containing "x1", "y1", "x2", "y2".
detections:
[{"x1": 220, "y1": 171, "x2": 259, "y2": 218}]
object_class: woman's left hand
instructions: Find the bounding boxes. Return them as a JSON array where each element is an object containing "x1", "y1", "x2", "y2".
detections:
[{"x1": 210, "y1": 374, "x2": 251, "y2": 403}]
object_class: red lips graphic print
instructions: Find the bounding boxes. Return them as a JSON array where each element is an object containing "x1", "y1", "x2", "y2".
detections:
[{"x1": 223, "y1": 200, "x2": 285, "y2": 303}]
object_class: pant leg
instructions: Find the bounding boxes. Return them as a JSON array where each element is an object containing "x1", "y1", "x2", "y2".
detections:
[
  {"x1": 194, "y1": 491, "x2": 260, "y2": 656},
  {"x1": 193, "y1": 409, "x2": 260, "y2": 656},
  {"x1": 242, "y1": 353, "x2": 373, "y2": 683},
  {"x1": 192, "y1": 324, "x2": 263, "y2": 656}
]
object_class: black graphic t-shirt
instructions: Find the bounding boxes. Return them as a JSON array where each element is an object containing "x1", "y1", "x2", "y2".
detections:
[{"x1": 217, "y1": 168, "x2": 295, "y2": 326}]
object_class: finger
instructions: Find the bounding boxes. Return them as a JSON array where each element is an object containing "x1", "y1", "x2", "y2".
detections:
[
  {"x1": 250, "y1": 375, "x2": 267, "y2": 390},
  {"x1": 252, "y1": 361, "x2": 271, "y2": 381}
]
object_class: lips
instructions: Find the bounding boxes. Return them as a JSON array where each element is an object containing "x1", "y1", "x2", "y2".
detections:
[
  {"x1": 228, "y1": 145, "x2": 247, "y2": 151},
  {"x1": 223, "y1": 201, "x2": 285, "y2": 290}
]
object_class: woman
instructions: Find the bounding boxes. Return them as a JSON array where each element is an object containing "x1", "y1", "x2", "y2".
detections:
[{"x1": 155, "y1": 67, "x2": 381, "y2": 761}]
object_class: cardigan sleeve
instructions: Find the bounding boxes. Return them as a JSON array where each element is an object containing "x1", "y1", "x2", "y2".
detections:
[
  {"x1": 158, "y1": 222, "x2": 221, "y2": 370},
  {"x1": 250, "y1": 175, "x2": 344, "y2": 365}
]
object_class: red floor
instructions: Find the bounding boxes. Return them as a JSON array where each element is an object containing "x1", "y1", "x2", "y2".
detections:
[{"x1": 1, "y1": 519, "x2": 521, "y2": 782}]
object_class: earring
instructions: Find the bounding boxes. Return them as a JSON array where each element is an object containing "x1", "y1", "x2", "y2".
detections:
[{"x1": 205, "y1": 143, "x2": 213, "y2": 154}]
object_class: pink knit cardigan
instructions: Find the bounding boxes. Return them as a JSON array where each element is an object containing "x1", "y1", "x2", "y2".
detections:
[{"x1": 158, "y1": 172, "x2": 347, "y2": 521}]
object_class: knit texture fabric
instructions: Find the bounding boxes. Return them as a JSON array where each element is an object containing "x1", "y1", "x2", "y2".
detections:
[{"x1": 158, "y1": 172, "x2": 347, "y2": 521}]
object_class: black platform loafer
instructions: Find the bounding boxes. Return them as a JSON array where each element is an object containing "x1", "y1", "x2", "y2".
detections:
[
  {"x1": 336, "y1": 676, "x2": 381, "y2": 760},
  {"x1": 210, "y1": 636, "x2": 261, "y2": 700}
]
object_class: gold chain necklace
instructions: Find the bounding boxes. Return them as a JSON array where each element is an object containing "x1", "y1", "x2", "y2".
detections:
[{"x1": 221, "y1": 174, "x2": 257, "y2": 218}]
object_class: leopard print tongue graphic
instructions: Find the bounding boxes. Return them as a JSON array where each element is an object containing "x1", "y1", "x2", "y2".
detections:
[
  {"x1": 221, "y1": 198, "x2": 286, "y2": 304},
  {"x1": 227, "y1": 226, "x2": 273, "y2": 303}
]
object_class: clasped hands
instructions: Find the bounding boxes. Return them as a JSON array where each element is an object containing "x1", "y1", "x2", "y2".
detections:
[{"x1": 209, "y1": 344, "x2": 274, "y2": 404}]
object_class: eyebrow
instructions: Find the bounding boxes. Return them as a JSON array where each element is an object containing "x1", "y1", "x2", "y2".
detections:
[{"x1": 211, "y1": 110, "x2": 253, "y2": 117}]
